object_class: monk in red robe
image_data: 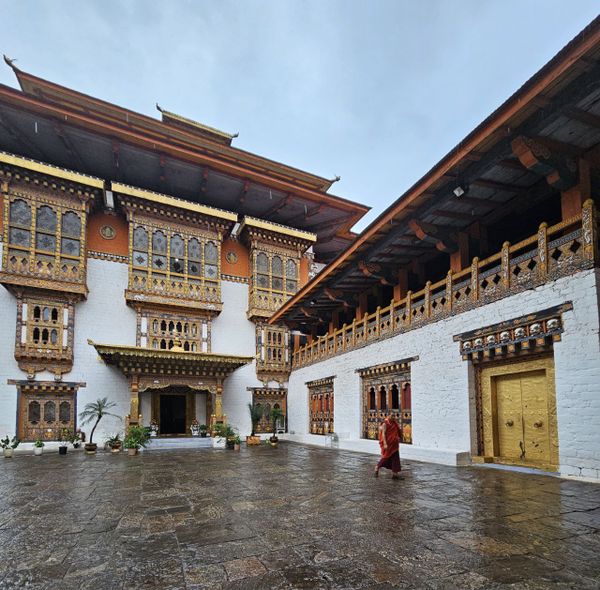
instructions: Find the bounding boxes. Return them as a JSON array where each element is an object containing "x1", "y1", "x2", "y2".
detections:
[{"x1": 374, "y1": 414, "x2": 401, "y2": 479}]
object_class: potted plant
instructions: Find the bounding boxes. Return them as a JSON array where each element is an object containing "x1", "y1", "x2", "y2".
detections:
[
  {"x1": 190, "y1": 419, "x2": 200, "y2": 437},
  {"x1": 123, "y1": 425, "x2": 151, "y2": 456},
  {"x1": 268, "y1": 407, "x2": 284, "y2": 447},
  {"x1": 106, "y1": 434, "x2": 122, "y2": 453},
  {"x1": 1, "y1": 436, "x2": 20, "y2": 458},
  {"x1": 59, "y1": 428, "x2": 70, "y2": 455},
  {"x1": 225, "y1": 426, "x2": 237, "y2": 450},
  {"x1": 233, "y1": 435, "x2": 241, "y2": 452},
  {"x1": 246, "y1": 403, "x2": 263, "y2": 446},
  {"x1": 79, "y1": 397, "x2": 120, "y2": 454},
  {"x1": 149, "y1": 419, "x2": 159, "y2": 437},
  {"x1": 199, "y1": 424, "x2": 208, "y2": 438},
  {"x1": 33, "y1": 439, "x2": 44, "y2": 456},
  {"x1": 211, "y1": 423, "x2": 228, "y2": 449},
  {"x1": 71, "y1": 430, "x2": 82, "y2": 449}
]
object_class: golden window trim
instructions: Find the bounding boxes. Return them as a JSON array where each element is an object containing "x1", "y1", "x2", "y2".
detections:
[
  {"x1": 356, "y1": 357, "x2": 416, "y2": 378},
  {"x1": 14, "y1": 292, "x2": 75, "y2": 378},
  {"x1": 137, "y1": 308, "x2": 212, "y2": 353},
  {"x1": 2, "y1": 187, "x2": 89, "y2": 293},
  {"x1": 125, "y1": 211, "x2": 223, "y2": 310}
]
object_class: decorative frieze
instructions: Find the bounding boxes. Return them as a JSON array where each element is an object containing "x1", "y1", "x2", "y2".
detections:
[{"x1": 454, "y1": 303, "x2": 572, "y2": 362}]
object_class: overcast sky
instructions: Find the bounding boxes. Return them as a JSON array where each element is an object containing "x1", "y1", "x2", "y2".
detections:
[{"x1": 1, "y1": 1, "x2": 598, "y2": 231}]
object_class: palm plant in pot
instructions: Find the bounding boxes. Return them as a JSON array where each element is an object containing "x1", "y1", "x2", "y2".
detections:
[
  {"x1": 79, "y1": 397, "x2": 120, "y2": 454},
  {"x1": 33, "y1": 439, "x2": 44, "y2": 456},
  {"x1": 123, "y1": 425, "x2": 151, "y2": 456},
  {"x1": 268, "y1": 407, "x2": 284, "y2": 447},
  {"x1": 1, "y1": 436, "x2": 20, "y2": 458},
  {"x1": 246, "y1": 403, "x2": 263, "y2": 445}
]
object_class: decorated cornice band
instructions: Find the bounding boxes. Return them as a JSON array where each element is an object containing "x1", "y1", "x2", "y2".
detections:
[
  {"x1": 356, "y1": 357, "x2": 417, "y2": 377},
  {"x1": 7, "y1": 380, "x2": 86, "y2": 392},
  {"x1": 305, "y1": 375, "x2": 335, "y2": 387},
  {"x1": 453, "y1": 303, "x2": 572, "y2": 362},
  {"x1": 247, "y1": 387, "x2": 287, "y2": 397},
  {"x1": 88, "y1": 340, "x2": 253, "y2": 378}
]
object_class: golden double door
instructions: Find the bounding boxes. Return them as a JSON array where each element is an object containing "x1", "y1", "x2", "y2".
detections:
[{"x1": 481, "y1": 358, "x2": 558, "y2": 470}]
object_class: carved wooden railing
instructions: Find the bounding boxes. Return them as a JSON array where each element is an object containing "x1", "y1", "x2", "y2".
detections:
[
  {"x1": 128, "y1": 273, "x2": 221, "y2": 303},
  {"x1": 292, "y1": 200, "x2": 598, "y2": 369}
]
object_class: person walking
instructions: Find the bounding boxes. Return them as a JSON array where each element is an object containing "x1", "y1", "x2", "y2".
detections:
[{"x1": 374, "y1": 413, "x2": 401, "y2": 479}]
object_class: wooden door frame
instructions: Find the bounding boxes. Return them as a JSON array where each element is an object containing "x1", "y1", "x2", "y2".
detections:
[
  {"x1": 478, "y1": 355, "x2": 558, "y2": 470},
  {"x1": 151, "y1": 389, "x2": 196, "y2": 437}
]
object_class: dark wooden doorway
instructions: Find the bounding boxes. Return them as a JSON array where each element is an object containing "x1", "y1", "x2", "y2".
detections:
[{"x1": 159, "y1": 394, "x2": 186, "y2": 435}]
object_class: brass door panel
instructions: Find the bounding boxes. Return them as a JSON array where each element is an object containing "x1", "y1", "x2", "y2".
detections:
[
  {"x1": 521, "y1": 371, "x2": 551, "y2": 465},
  {"x1": 480, "y1": 357, "x2": 558, "y2": 471},
  {"x1": 494, "y1": 374, "x2": 523, "y2": 461}
]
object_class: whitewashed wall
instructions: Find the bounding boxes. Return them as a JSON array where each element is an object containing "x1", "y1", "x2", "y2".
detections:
[
  {"x1": 285, "y1": 269, "x2": 600, "y2": 479},
  {"x1": 213, "y1": 280, "x2": 265, "y2": 437}
]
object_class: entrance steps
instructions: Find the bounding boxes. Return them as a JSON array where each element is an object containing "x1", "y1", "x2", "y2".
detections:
[{"x1": 146, "y1": 437, "x2": 213, "y2": 450}]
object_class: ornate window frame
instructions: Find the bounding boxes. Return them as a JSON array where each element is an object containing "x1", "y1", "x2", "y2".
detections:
[
  {"x1": 248, "y1": 387, "x2": 287, "y2": 433},
  {"x1": 307, "y1": 376, "x2": 335, "y2": 435},
  {"x1": 136, "y1": 307, "x2": 211, "y2": 352},
  {"x1": 10, "y1": 380, "x2": 85, "y2": 442},
  {"x1": 255, "y1": 324, "x2": 290, "y2": 385},
  {"x1": 357, "y1": 359, "x2": 413, "y2": 444},
  {"x1": 1, "y1": 178, "x2": 93, "y2": 296},
  {"x1": 13, "y1": 292, "x2": 76, "y2": 377}
]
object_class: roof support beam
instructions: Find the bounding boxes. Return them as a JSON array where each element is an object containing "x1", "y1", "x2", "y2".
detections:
[
  {"x1": 470, "y1": 178, "x2": 529, "y2": 194},
  {"x1": 324, "y1": 288, "x2": 354, "y2": 308},
  {"x1": 53, "y1": 121, "x2": 88, "y2": 173},
  {"x1": 262, "y1": 193, "x2": 292, "y2": 217},
  {"x1": 408, "y1": 219, "x2": 457, "y2": 254},
  {"x1": 237, "y1": 179, "x2": 250, "y2": 205},
  {"x1": 432, "y1": 209, "x2": 479, "y2": 221},
  {"x1": 357, "y1": 261, "x2": 395, "y2": 286},
  {"x1": 565, "y1": 107, "x2": 600, "y2": 130},
  {"x1": 511, "y1": 135, "x2": 579, "y2": 191}
]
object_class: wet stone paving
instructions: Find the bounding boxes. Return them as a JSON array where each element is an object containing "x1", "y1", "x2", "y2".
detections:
[{"x1": 0, "y1": 444, "x2": 599, "y2": 590}]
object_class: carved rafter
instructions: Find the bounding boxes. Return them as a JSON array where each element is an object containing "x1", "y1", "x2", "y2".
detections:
[
  {"x1": 511, "y1": 135, "x2": 578, "y2": 191},
  {"x1": 357, "y1": 261, "x2": 395, "y2": 286},
  {"x1": 324, "y1": 287, "x2": 354, "y2": 308},
  {"x1": 263, "y1": 193, "x2": 292, "y2": 217},
  {"x1": 565, "y1": 107, "x2": 600, "y2": 130},
  {"x1": 408, "y1": 219, "x2": 457, "y2": 254}
]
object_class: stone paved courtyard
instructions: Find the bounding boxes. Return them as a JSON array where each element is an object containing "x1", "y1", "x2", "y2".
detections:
[{"x1": 1, "y1": 443, "x2": 599, "y2": 590}]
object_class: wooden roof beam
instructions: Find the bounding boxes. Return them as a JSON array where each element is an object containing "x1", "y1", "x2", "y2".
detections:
[
  {"x1": 511, "y1": 135, "x2": 579, "y2": 191},
  {"x1": 565, "y1": 107, "x2": 600, "y2": 130},
  {"x1": 432, "y1": 209, "x2": 479, "y2": 221},
  {"x1": 357, "y1": 261, "x2": 395, "y2": 286},
  {"x1": 408, "y1": 219, "x2": 457, "y2": 254},
  {"x1": 199, "y1": 167, "x2": 210, "y2": 194},
  {"x1": 262, "y1": 193, "x2": 292, "y2": 217},
  {"x1": 324, "y1": 287, "x2": 354, "y2": 308},
  {"x1": 237, "y1": 179, "x2": 250, "y2": 205},
  {"x1": 53, "y1": 121, "x2": 88, "y2": 173},
  {"x1": 470, "y1": 178, "x2": 529, "y2": 194}
]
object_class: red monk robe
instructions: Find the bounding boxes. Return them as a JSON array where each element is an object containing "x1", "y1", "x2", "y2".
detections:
[{"x1": 375, "y1": 416, "x2": 401, "y2": 477}]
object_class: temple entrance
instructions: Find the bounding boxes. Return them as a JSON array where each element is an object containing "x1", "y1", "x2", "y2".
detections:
[
  {"x1": 480, "y1": 357, "x2": 558, "y2": 470},
  {"x1": 150, "y1": 387, "x2": 198, "y2": 437},
  {"x1": 159, "y1": 394, "x2": 186, "y2": 435}
]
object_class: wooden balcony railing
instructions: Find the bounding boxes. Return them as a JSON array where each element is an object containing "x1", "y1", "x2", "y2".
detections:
[{"x1": 292, "y1": 200, "x2": 598, "y2": 369}]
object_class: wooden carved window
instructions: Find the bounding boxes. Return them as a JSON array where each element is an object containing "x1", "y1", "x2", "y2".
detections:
[
  {"x1": 360, "y1": 362, "x2": 412, "y2": 444},
  {"x1": 5, "y1": 197, "x2": 84, "y2": 284},
  {"x1": 129, "y1": 221, "x2": 220, "y2": 302},
  {"x1": 18, "y1": 299, "x2": 70, "y2": 353},
  {"x1": 308, "y1": 378, "x2": 334, "y2": 435},
  {"x1": 18, "y1": 386, "x2": 76, "y2": 441},
  {"x1": 256, "y1": 325, "x2": 290, "y2": 370},
  {"x1": 138, "y1": 311, "x2": 210, "y2": 352},
  {"x1": 251, "y1": 388, "x2": 287, "y2": 433},
  {"x1": 252, "y1": 250, "x2": 299, "y2": 297}
]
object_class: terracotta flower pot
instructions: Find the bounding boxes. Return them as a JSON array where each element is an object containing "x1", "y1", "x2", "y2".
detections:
[
  {"x1": 246, "y1": 436, "x2": 261, "y2": 446},
  {"x1": 127, "y1": 448, "x2": 138, "y2": 456}
]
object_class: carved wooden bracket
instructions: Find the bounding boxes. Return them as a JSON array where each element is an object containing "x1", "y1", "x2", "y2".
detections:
[
  {"x1": 408, "y1": 219, "x2": 457, "y2": 253},
  {"x1": 511, "y1": 135, "x2": 578, "y2": 191}
]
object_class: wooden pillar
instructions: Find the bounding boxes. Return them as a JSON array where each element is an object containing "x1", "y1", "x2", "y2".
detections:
[
  {"x1": 215, "y1": 381, "x2": 223, "y2": 421},
  {"x1": 450, "y1": 232, "x2": 469, "y2": 273},
  {"x1": 329, "y1": 310, "x2": 340, "y2": 335},
  {"x1": 393, "y1": 268, "x2": 408, "y2": 301},
  {"x1": 356, "y1": 293, "x2": 368, "y2": 320},
  {"x1": 129, "y1": 377, "x2": 140, "y2": 426},
  {"x1": 561, "y1": 158, "x2": 590, "y2": 220}
]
